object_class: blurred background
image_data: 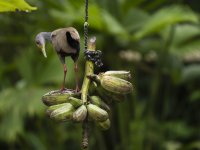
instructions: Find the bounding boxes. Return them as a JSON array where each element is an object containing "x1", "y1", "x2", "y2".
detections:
[{"x1": 0, "y1": 0, "x2": 200, "y2": 150}]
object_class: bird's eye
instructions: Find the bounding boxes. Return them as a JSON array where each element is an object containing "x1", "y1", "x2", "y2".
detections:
[
  {"x1": 36, "y1": 41, "x2": 40, "y2": 45},
  {"x1": 51, "y1": 34, "x2": 56, "y2": 38}
]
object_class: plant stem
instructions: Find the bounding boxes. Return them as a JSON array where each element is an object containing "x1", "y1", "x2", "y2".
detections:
[
  {"x1": 81, "y1": 37, "x2": 96, "y2": 104},
  {"x1": 81, "y1": 37, "x2": 97, "y2": 149}
]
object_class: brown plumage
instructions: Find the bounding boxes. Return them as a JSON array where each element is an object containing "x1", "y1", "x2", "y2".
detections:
[{"x1": 35, "y1": 27, "x2": 80, "y2": 92}]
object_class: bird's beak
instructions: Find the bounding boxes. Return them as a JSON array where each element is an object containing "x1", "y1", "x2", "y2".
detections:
[{"x1": 41, "y1": 45, "x2": 47, "y2": 58}]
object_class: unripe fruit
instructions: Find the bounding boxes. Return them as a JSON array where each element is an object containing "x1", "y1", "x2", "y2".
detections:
[
  {"x1": 50, "y1": 103, "x2": 75, "y2": 121},
  {"x1": 90, "y1": 96, "x2": 110, "y2": 113},
  {"x1": 42, "y1": 90, "x2": 80, "y2": 106},
  {"x1": 68, "y1": 97, "x2": 82, "y2": 108},
  {"x1": 73, "y1": 105, "x2": 87, "y2": 122},
  {"x1": 100, "y1": 75, "x2": 133, "y2": 94},
  {"x1": 87, "y1": 104, "x2": 108, "y2": 122},
  {"x1": 103, "y1": 70, "x2": 131, "y2": 80},
  {"x1": 46, "y1": 103, "x2": 68, "y2": 116},
  {"x1": 96, "y1": 119, "x2": 111, "y2": 130}
]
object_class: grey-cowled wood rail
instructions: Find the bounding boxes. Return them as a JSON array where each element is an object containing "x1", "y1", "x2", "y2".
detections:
[{"x1": 35, "y1": 27, "x2": 80, "y2": 92}]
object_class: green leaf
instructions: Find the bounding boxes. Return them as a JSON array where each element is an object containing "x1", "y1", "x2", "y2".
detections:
[
  {"x1": 0, "y1": 87, "x2": 46, "y2": 141},
  {"x1": 102, "y1": 10, "x2": 127, "y2": 36},
  {"x1": 134, "y1": 5, "x2": 199, "y2": 40},
  {"x1": 162, "y1": 24, "x2": 200, "y2": 54},
  {"x1": 0, "y1": 0, "x2": 37, "y2": 12},
  {"x1": 123, "y1": 8, "x2": 149, "y2": 32},
  {"x1": 122, "y1": 0, "x2": 145, "y2": 11},
  {"x1": 172, "y1": 25, "x2": 200, "y2": 46},
  {"x1": 181, "y1": 65, "x2": 200, "y2": 83}
]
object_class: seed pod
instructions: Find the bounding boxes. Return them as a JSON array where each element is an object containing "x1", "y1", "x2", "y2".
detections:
[
  {"x1": 103, "y1": 70, "x2": 131, "y2": 80},
  {"x1": 46, "y1": 103, "x2": 68, "y2": 116},
  {"x1": 87, "y1": 104, "x2": 108, "y2": 122},
  {"x1": 50, "y1": 103, "x2": 75, "y2": 121},
  {"x1": 90, "y1": 96, "x2": 110, "y2": 113},
  {"x1": 95, "y1": 86, "x2": 126, "y2": 103},
  {"x1": 42, "y1": 90, "x2": 80, "y2": 106},
  {"x1": 89, "y1": 81, "x2": 98, "y2": 94},
  {"x1": 100, "y1": 76, "x2": 133, "y2": 94},
  {"x1": 73, "y1": 105, "x2": 87, "y2": 122},
  {"x1": 87, "y1": 74, "x2": 100, "y2": 83},
  {"x1": 68, "y1": 97, "x2": 82, "y2": 108},
  {"x1": 96, "y1": 119, "x2": 111, "y2": 130}
]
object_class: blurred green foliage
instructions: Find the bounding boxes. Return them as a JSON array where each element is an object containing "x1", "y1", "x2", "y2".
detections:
[{"x1": 0, "y1": 0, "x2": 199, "y2": 150}]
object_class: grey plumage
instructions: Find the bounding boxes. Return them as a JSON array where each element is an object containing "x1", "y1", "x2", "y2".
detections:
[
  {"x1": 51, "y1": 27, "x2": 80, "y2": 63},
  {"x1": 35, "y1": 27, "x2": 80, "y2": 91},
  {"x1": 35, "y1": 27, "x2": 80, "y2": 61}
]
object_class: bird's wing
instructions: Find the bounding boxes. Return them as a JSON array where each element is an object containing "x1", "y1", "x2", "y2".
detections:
[
  {"x1": 66, "y1": 30, "x2": 80, "y2": 52},
  {"x1": 67, "y1": 27, "x2": 80, "y2": 40}
]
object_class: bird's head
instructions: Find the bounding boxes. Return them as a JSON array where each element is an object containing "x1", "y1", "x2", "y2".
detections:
[{"x1": 35, "y1": 32, "x2": 51, "y2": 58}]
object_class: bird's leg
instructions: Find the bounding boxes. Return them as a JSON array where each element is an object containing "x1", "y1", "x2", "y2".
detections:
[
  {"x1": 61, "y1": 64, "x2": 67, "y2": 91},
  {"x1": 74, "y1": 62, "x2": 80, "y2": 92}
]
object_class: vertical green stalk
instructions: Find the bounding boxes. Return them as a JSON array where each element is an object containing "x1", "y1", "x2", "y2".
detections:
[
  {"x1": 81, "y1": 37, "x2": 96, "y2": 149},
  {"x1": 81, "y1": 37, "x2": 96, "y2": 104}
]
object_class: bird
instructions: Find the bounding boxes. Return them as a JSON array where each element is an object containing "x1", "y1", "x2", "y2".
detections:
[{"x1": 35, "y1": 27, "x2": 80, "y2": 92}]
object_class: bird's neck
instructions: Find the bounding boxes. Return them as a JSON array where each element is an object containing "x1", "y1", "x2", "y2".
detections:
[{"x1": 41, "y1": 32, "x2": 52, "y2": 42}]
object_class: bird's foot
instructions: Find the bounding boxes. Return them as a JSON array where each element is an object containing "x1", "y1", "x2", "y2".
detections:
[
  {"x1": 60, "y1": 86, "x2": 67, "y2": 93},
  {"x1": 75, "y1": 86, "x2": 80, "y2": 93}
]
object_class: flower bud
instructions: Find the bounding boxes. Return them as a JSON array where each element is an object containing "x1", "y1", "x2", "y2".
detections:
[
  {"x1": 87, "y1": 104, "x2": 108, "y2": 122},
  {"x1": 50, "y1": 103, "x2": 75, "y2": 121},
  {"x1": 73, "y1": 105, "x2": 87, "y2": 122},
  {"x1": 100, "y1": 75, "x2": 133, "y2": 94},
  {"x1": 96, "y1": 119, "x2": 111, "y2": 130},
  {"x1": 42, "y1": 90, "x2": 80, "y2": 106},
  {"x1": 103, "y1": 70, "x2": 131, "y2": 80},
  {"x1": 90, "y1": 96, "x2": 110, "y2": 113}
]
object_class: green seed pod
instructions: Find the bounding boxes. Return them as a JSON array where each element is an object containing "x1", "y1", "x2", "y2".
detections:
[
  {"x1": 68, "y1": 97, "x2": 82, "y2": 108},
  {"x1": 42, "y1": 90, "x2": 80, "y2": 106},
  {"x1": 100, "y1": 76, "x2": 133, "y2": 94},
  {"x1": 90, "y1": 96, "x2": 110, "y2": 113},
  {"x1": 46, "y1": 103, "x2": 68, "y2": 116},
  {"x1": 89, "y1": 81, "x2": 98, "y2": 94},
  {"x1": 87, "y1": 74, "x2": 100, "y2": 84},
  {"x1": 103, "y1": 70, "x2": 131, "y2": 80},
  {"x1": 100, "y1": 87, "x2": 126, "y2": 103},
  {"x1": 73, "y1": 105, "x2": 87, "y2": 122},
  {"x1": 96, "y1": 119, "x2": 111, "y2": 130},
  {"x1": 96, "y1": 86, "x2": 126, "y2": 103},
  {"x1": 50, "y1": 103, "x2": 75, "y2": 122},
  {"x1": 87, "y1": 104, "x2": 108, "y2": 122}
]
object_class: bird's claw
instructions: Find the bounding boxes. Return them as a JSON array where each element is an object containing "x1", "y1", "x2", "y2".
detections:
[
  {"x1": 75, "y1": 86, "x2": 80, "y2": 93},
  {"x1": 60, "y1": 86, "x2": 67, "y2": 93}
]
